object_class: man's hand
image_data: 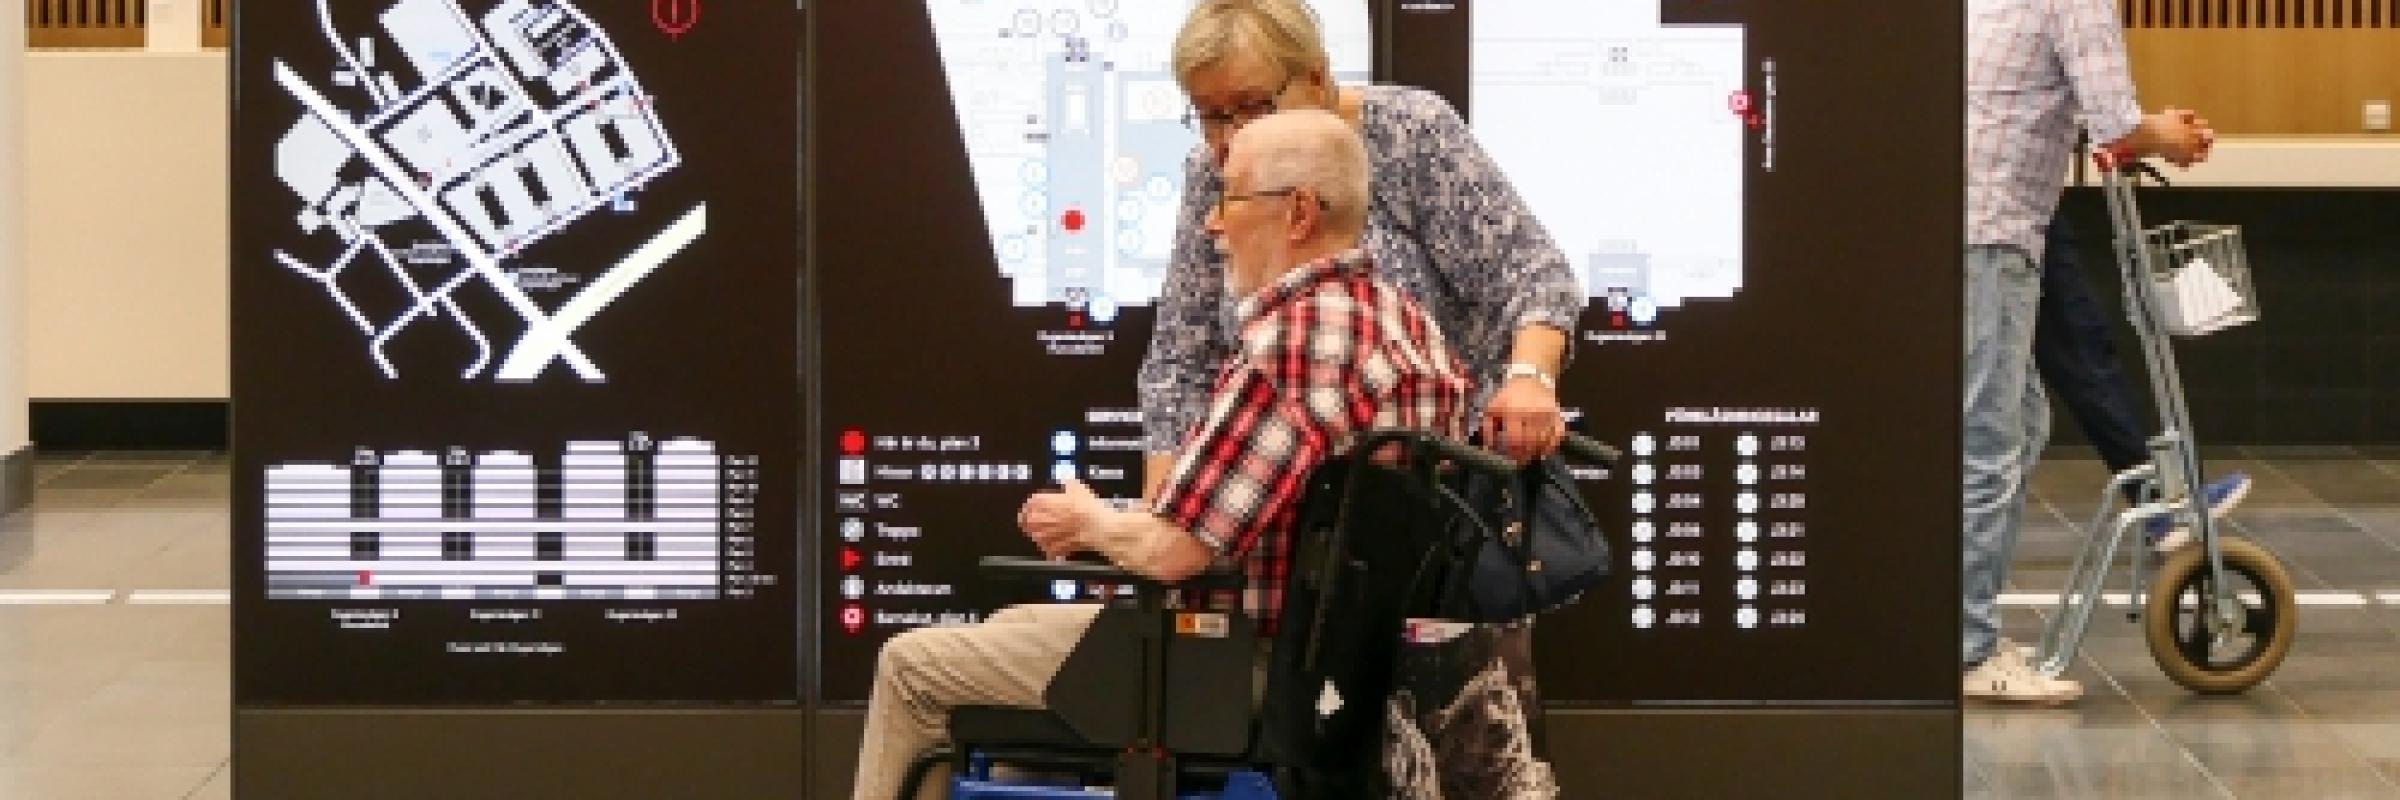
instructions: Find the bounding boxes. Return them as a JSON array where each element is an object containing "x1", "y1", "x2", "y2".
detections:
[
  {"x1": 1018, "y1": 479, "x2": 1104, "y2": 559},
  {"x1": 2127, "y1": 108, "x2": 2214, "y2": 168},
  {"x1": 1482, "y1": 376, "x2": 1565, "y2": 463}
]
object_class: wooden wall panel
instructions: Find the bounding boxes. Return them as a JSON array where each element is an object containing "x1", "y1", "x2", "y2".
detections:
[{"x1": 2125, "y1": 29, "x2": 2400, "y2": 134}]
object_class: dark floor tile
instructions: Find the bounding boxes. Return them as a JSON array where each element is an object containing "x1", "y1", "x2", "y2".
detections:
[
  {"x1": 2253, "y1": 459, "x2": 2400, "y2": 509},
  {"x1": 1967, "y1": 723, "x2": 2229, "y2": 799},
  {"x1": 2158, "y1": 719, "x2": 2400, "y2": 799},
  {"x1": 2242, "y1": 446, "x2": 2365, "y2": 460},
  {"x1": 38, "y1": 466, "x2": 176, "y2": 492},
  {"x1": 2226, "y1": 508, "x2": 2366, "y2": 535}
]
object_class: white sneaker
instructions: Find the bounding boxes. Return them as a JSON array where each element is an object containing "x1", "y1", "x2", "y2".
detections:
[{"x1": 1964, "y1": 638, "x2": 2082, "y2": 706}]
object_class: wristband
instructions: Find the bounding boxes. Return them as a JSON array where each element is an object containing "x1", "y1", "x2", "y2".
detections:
[{"x1": 1503, "y1": 362, "x2": 1556, "y2": 391}]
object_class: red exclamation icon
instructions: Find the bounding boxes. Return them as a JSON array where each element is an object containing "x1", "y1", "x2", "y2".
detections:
[{"x1": 652, "y1": 0, "x2": 700, "y2": 40}]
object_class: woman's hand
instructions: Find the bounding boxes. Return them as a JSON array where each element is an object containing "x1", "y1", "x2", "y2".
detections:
[{"x1": 1483, "y1": 376, "x2": 1565, "y2": 463}]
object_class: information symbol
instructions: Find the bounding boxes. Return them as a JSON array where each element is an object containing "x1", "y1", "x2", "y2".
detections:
[{"x1": 652, "y1": 0, "x2": 700, "y2": 40}]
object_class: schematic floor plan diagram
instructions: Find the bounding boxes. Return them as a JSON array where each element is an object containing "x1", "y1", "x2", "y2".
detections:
[
  {"x1": 925, "y1": 0, "x2": 1369, "y2": 320},
  {"x1": 270, "y1": 0, "x2": 705, "y2": 382},
  {"x1": 1473, "y1": 0, "x2": 1745, "y2": 323},
  {"x1": 265, "y1": 436, "x2": 736, "y2": 601}
]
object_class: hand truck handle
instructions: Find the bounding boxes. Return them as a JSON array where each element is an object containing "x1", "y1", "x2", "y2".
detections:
[{"x1": 2093, "y1": 149, "x2": 2173, "y2": 187}]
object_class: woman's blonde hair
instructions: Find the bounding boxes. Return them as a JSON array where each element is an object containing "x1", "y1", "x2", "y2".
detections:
[{"x1": 1172, "y1": 0, "x2": 1332, "y2": 95}]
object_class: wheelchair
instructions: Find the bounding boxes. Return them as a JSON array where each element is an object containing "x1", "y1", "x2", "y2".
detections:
[{"x1": 895, "y1": 429, "x2": 1614, "y2": 800}]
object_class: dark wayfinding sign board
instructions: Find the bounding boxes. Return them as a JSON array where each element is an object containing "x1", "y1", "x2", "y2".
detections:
[{"x1": 232, "y1": 0, "x2": 802, "y2": 706}]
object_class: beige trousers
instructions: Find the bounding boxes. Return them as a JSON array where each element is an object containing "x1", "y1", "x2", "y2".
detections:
[{"x1": 851, "y1": 603, "x2": 1102, "y2": 800}]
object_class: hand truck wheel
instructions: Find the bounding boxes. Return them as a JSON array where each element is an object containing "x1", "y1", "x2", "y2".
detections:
[{"x1": 2142, "y1": 536, "x2": 2296, "y2": 694}]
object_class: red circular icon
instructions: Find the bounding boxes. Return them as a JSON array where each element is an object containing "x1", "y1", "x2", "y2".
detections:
[
  {"x1": 840, "y1": 429, "x2": 866, "y2": 455},
  {"x1": 841, "y1": 605, "x2": 866, "y2": 635},
  {"x1": 1729, "y1": 90, "x2": 1752, "y2": 115},
  {"x1": 1061, "y1": 208, "x2": 1087, "y2": 233},
  {"x1": 652, "y1": 0, "x2": 700, "y2": 40}
]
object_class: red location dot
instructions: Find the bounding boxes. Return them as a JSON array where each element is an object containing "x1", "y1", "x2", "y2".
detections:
[
  {"x1": 356, "y1": 570, "x2": 373, "y2": 586},
  {"x1": 841, "y1": 429, "x2": 867, "y2": 455},
  {"x1": 841, "y1": 605, "x2": 866, "y2": 635},
  {"x1": 1061, "y1": 208, "x2": 1087, "y2": 234},
  {"x1": 1729, "y1": 90, "x2": 1752, "y2": 115},
  {"x1": 1067, "y1": 312, "x2": 1085, "y2": 329}
]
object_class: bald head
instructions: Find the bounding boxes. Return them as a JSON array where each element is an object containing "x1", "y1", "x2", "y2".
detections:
[{"x1": 1225, "y1": 109, "x2": 1370, "y2": 238}]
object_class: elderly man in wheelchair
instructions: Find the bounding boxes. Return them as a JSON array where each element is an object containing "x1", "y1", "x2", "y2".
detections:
[{"x1": 849, "y1": 109, "x2": 1488, "y2": 800}]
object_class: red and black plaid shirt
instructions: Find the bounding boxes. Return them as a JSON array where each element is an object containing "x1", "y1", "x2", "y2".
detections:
[{"x1": 1151, "y1": 249, "x2": 1470, "y2": 630}]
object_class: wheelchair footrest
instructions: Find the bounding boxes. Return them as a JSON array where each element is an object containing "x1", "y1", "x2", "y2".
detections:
[{"x1": 951, "y1": 769, "x2": 1278, "y2": 799}]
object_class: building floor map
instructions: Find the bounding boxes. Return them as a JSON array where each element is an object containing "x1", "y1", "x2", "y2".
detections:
[{"x1": 234, "y1": 0, "x2": 801, "y2": 705}]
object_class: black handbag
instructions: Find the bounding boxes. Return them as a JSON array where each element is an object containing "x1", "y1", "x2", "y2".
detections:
[{"x1": 1435, "y1": 442, "x2": 1613, "y2": 622}]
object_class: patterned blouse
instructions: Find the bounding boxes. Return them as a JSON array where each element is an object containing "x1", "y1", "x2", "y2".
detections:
[{"x1": 1138, "y1": 84, "x2": 1582, "y2": 452}]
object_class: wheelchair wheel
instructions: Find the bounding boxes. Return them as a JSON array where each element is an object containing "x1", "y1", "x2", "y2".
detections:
[{"x1": 2143, "y1": 536, "x2": 2296, "y2": 695}]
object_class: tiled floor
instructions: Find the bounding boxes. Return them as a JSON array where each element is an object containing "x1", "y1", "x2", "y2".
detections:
[
  {"x1": 1, "y1": 450, "x2": 2395, "y2": 798},
  {"x1": 1968, "y1": 449, "x2": 2400, "y2": 798}
]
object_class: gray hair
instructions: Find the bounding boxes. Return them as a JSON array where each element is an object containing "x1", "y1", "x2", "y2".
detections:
[
  {"x1": 1228, "y1": 109, "x2": 1369, "y2": 235},
  {"x1": 1172, "y1": 0, "x2": 1331, "y2": 92}
]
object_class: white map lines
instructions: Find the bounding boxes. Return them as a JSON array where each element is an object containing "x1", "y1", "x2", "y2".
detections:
[
  {"x1": 925, "y1": 0, "x2": 1369, "y2": 319},
  {"x1": 1473, "y1": 1, "x2": 1745, "y2": 317},
  {"x1": 271, "y1": 0, "x2": 703, "y2": 382},
  {"x1": 264, "y1": 436, "x2": 729, "y2": 601}
]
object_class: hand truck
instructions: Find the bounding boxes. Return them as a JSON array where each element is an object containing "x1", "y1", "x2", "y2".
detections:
[{"x1": 2030, "y1": 152, "x2": 2297, "y2": 694}]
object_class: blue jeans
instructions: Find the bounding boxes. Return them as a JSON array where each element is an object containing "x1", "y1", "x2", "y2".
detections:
[
  {"x1": 1963, "y1": 245, "x2": 2049, "y2": 669},
  {"x1": 2033, "y1": 211, "x2": 2151, "y2": 479}
]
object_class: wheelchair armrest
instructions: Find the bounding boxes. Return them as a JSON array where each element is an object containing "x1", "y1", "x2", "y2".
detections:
[
  {"x1": 1561, "y1": 432, "x2": 1622, "y2": 466},
  {"x1": 978, "y1": 556, "x2": 1244, "y2": 596}
]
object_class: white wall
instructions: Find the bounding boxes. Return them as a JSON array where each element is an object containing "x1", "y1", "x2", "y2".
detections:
[
  {"x1": 22, "y1": 52, "x2": 227, "y2": 400},
  {"x1": 0, "y1": 14, "x2": 28, "y2": 451}
]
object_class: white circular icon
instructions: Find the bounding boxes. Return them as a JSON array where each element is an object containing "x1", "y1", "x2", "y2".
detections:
[
  {"x1": 1631, "y1": 433, "x2": 1657, "y2": 457},
  {"x1": 1736, "y1": 433, "x2": 1760, "y2": 457},
  {"x1": 1736, "y1": 520, "x2": 1759, "y2": 542},
  {"x1": 1631, "y1": 548, "x2": 1656, "y2": 572},
  {"x1": 1631, "y1": 520, "x2": 1656, "y2": 543},
  {"x1": 1736, "y1": 577, "x2": 1759, "y2": 600},
  {"x1": 1631, "y1": 577, "x2": 1656, "y2": 601},
  {"x1": 1736, "y1": 462, "x2": 1760, "y2": 485},
  {"x1": 1632, "y1": 605, "x2": 1656, "y2": 629},
  {"x1": 1736, "y1": 606, "x2": 1760, "y2": 629},
  {"x1": 1631, "y1": 463, "x2": 1656, "y2": 485},
  {"x1": 1736, "y1": 492, "x2": 1760, "y2": 515},
  {"x1": 1736, "y1": 548, "x2": 1760, "y2": 572},
  {"x1": 1632, "y1": 492, "x2": 1656, "y2": 515}
]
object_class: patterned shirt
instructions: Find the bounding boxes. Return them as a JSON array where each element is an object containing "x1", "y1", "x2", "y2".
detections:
[
  {"x1": 1139, "y1": 84, "x2": 1581, "y2": 452},
  {"x1": 1151, "y1": 249, "x2": 1471, "y2": 630},
  {"x1": 1969, "y1": 0, "x2": 2144, "y2": 257}
]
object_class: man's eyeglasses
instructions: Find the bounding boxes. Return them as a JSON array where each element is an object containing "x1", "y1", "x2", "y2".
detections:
[
  {"x1": 1183, "y1": 77, "x2": 1293, "y2": 133},
  {"x1": 1216, "y1": 186, "x2": 1329, "y2": 217}
]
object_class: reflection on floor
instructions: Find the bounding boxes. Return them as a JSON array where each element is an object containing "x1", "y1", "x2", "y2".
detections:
[{"x1": 0, "y1": 450, "x2": 2396, "y2": 798}]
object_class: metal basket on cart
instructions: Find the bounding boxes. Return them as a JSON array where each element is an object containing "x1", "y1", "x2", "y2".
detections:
[{"x1": 2136, "y1": 220, "x2": 2258, "y2": 337}]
